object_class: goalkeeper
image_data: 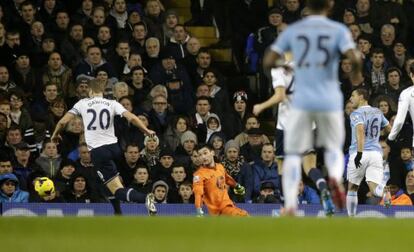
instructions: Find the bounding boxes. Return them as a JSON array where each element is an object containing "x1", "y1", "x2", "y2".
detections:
[{"x1": 193, "y1": 144, "x2": 249, "y2": 217}]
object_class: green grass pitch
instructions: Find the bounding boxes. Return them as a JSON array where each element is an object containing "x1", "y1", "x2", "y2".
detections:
[{"x1": 1, "y1": 217, "x2": 410, "y2": 252}]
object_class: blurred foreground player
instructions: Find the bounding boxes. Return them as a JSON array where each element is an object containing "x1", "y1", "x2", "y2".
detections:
[{"x1": 263, "y1": 0, "x2": 362, "y2": 215}]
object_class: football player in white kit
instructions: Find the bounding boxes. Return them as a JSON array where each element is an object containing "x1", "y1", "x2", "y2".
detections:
[
  {"x1": 263, "y1": 0, "x2": 362, "y2": 215},
  {"x1": 388, "y1": 63, "x2": 414, "y2": 146},
  {"x1": 51, "y1": 79, "x2": 157, "y2": 215},
  {"x1": 253, "y1": 57, "x2": 335, "y2": 216}
]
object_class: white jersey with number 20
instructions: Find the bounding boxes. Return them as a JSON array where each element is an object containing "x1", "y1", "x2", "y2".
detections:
[{"x1": 69, "y1": 97, "x2": 127, "y2": 150}]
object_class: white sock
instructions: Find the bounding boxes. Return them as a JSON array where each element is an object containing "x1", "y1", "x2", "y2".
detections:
[
  {"x1": 373, "y1": 184, "x2": 385, "y2": 197},
  {"x1": 346, "y1": 191, "x2": 358, "y2": 216},
  {"x1": 282, "y1": 155, "x2": 302, "y2": 210},
  {"x1": 324, "y1": 149, "x2": 344, "y2": 182}
]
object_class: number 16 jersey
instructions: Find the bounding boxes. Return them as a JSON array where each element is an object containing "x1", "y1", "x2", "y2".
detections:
[
  {"x1": 349, "y1": 105, "x2": 389, "y2": 154},
  {"x1": 69, "y1": 97, "x2": 127, "y2": 150}
]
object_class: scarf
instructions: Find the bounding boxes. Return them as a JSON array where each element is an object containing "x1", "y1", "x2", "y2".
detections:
[{"x1": 222, "y1": 156, "x2": 245, "y2": 178}]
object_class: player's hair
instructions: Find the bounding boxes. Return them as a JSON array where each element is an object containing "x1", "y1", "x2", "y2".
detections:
[
  {"x1": 354, "y1": 88, "x2": 370, "y2": 101},
  {"x1": 88, "y1": 78, "x2": 106, "y2": 93},
  {"x1": 196, "y1": 143, "x2": 214, "y2": 152},
  {"x1": 179, "y1": 180, "x2": 192, "y2": 188},
  {"x1": 306, "y1": 0, "x2": 330, "y2": 12}
]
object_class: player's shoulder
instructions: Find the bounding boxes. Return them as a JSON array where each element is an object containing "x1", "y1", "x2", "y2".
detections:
[{"x1": 400, "y1": 86, "x2": 414, "y2": 98}]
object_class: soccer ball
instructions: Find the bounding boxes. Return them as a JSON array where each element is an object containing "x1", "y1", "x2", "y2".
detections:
[{"x1": 34, "y1": 177, "x2": 55, "y2": 197}]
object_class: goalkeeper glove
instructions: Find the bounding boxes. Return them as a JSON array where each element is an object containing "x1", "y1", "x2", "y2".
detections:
[
  {"x1": 233, "y1": 184, "x2": 246, "y2": 196},
  {"x1": 196, "y1": 208, "x2": 204, "y2": 217}
]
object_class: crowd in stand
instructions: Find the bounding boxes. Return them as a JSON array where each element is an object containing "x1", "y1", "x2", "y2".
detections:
[{"x1": 0, "y1": 0, "x2": 414, "y2": 207}]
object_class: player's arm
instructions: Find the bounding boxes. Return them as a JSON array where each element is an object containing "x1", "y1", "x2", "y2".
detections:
[
  {"x1": 122, "y1": 111, "x2": 155, "y2": 136},
  {"x1": 51, "y1": 112, "x2": 75, "y2": 142},
  {"x1": 388, "y1": 92, "x2": 409, "y2": 141},
  {"x1": 253, "y1": 87, "x2": 286, "y2": 116},
  {"x1": 225, "y1": 170, "x2": 245, "y2": 195},
  {"x1": 192, "y1": 174, "x2": 205, "y2": 215},
  {"x1": 343, "y1": 49, "x2": 363, "y2": 81}
]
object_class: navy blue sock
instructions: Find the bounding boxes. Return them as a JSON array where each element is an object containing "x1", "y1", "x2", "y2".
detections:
[
  {"x1": 308, "y1": 168, "x2": 327, "y2": 191},
  {"x1": 115, "y1": 188, "x2": 146, "y2": 203},
  {"x1": 109, "y1": 197, "x2": 122, "y2": 215}
]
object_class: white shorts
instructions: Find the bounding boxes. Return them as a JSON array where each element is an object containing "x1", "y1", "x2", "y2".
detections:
[
  {"x1": 347, "y1": 151, "x2": 384, "y2": 186},
  {"x1": 284, "y1": 109, "x2": 344, "y2": 154}
]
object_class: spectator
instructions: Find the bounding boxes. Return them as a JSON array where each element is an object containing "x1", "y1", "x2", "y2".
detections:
[
  {"x1": 204, "y1": 113, "x2": 223, "y2": 143},
  {"x1": 12, "y1": 142, "x2": 35, "y2": 191},
  {"x1": 42, "y1": 52, "x2": 75, "y2": 99},
  {"x1": 235, "y1": 115, "x2": 269, "y2": 148},
  {"x1": 251, "y1": 143, "x2": 279, "y2": 198},
  {"x1": 117, "y1": 143, "x2": 141, "y2": 187},
  {"x1": 143, "y1": 0, "x2": 165, "y2": 41},
  {"x1": 375, "y1": 67, "x2": 405, "y2": 103},
  {"x1": 151, "y1": 148, "x2": 175, "y2": 182},
  {"x1": 165, "y1": 24, "x2": 190, "y2": 61},
  {"x1": 8, "y1": 90, "x2": 33, "y2": 134},
  {"x1": 45, "y1": 97, "x2": 67, "y2": 133},
  {"x1": 148, "y1": 94, "x2": 175, "y2": 136},
  {"x1": 96, "y1": 25, "x2": 115, "y2": 59},
  {"x1": 75, "y1": 45, "x2": 117, "y2": 83},
  {"x1": 122, "y1": 8, "x2": 142, "y2": 40},
  {"x1": 162, "y1": 10, "x2": 179, "y2": 46},
  {"x1": 405, "y1": 171, "x2": 414, "y2": 203},
  {"x1": 61, "y1": 172, "x2": 102, "y2": 203},
  {"x1": 225, "y1": 91, "x2": 249, "y2": 138},
  {"x1": 166, "y1": 78, "x2": 194, "y2": 115},
  {"x1": 202, "y1": 68, "x2": 230, "y2": 120},
  {"x1": 60, "y1": 23, "x2": 84, "y2": 69},
  {"x1": 126, "y1": 66, "x2": 153, "y2": 108},
  {"x1": 113, "y1": 81, "x2": 129, "y2": 101},
  {"x1": 177, "y1": 181, "x2": 194, "y2": 204},
  {"x1": 143, "y1": 37, "x2": 160, "y2": 71},
  {"x1": 253, "y1": 181, "x2": 280, "y2": 203},
  {"x1": 167, "y1": 163, "x2": 187, "y2": 203},
  {"x1": 35, "y1": 139, "x2": 62, "y2": 178},
  {"x1": 374, "y1": 96, "x2": 396, "y2": 121},
  {"x1": 54, "y1": 158, "x2": 76, "y2": 194},
  {"x1": 110, "y1": 0, "x2": 128, "y2": 29},
  {"x1": 355, "y1": 0, "x2": 375, "y2": 34},
  {"x1": 0, "y1": 66, "x2": 18, "y2": 96},
  {"x1": 163, "y1": 115, "x2": 190, "y2": 152},
  {"x1": 390, "y1": 39, "x2": 409, "y2": 72},
  {"x1": 152, "y1": 179, "x2": 168, "y2": 204},
  {"x1": 129, "y1": 164, "x2": 152, "y2": 195},
  {"x1": 366, "y1": 48, "x2": 388, "y2": 94},
  {"x1": 140, "y1": 135, "x2": 160, "y2": 169},
  {"x1": 0, "y1": 155, "x2": 13, "y2": 175},
  {"x1": 379, "y1": 24, "x2": 396, "y2": 58},
  {"x1": 0, "y1": 173, "x2": 29, "y2": 203},
  {"x1": 208, "y1": 132, "x2": 226, "y2": 161},
  {"x1": 380, "y1": 178, "x2": 412, "y2": 206},
  {"x1": 298, "y1": 180, "x2": 320, "y2": 204},
  {"x1": 255, "y1": 8, "x2": 284, "y2": 57},
  {"x1": 222, "y1": 140, "x2": 253, "y2": 203},
  {"x1": 13, "y1": 49, "x2": 38, "y2": 100},
  {"x1": 175, "y1": 130, "x2": 197, "y2": 167},
  {"x1": 129, "y1": 22, "x2": 148, "y2": 55}
]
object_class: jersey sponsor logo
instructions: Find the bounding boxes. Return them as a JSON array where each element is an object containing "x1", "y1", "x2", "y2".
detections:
[{"x1": 193, "y1": 175, "x2": 200, "y2": 183}]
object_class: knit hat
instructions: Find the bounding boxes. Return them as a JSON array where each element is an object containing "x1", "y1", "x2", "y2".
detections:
[
  {"x1": 59, "y1": 159, "x2": 77, "y2": 170},
  {"x1": 152, "y1": 180, "x2": 169, "y2": 193},
  {"x1": 224, "y1": 139, "x2": 239, "y2": 153},
  {"x1": 180, "y1": 131, "x2": 198, "y2": 145},
  {"x1": 233, "y1": 91, "x2": 248, "y2": 103},
  {"x1": 159, "y1": 148, "x2": 174, "y2": 158},
  {"x1": 144, "y1": 135, "x2": 160, "y2": 146}
]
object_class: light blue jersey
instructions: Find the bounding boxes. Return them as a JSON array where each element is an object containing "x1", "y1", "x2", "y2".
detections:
[
  {"x1": 271, "y1": 16, "x2": 355, "y2": 111},
  {"x1": 349, "y1": 106, "x2": 389, "y2": 154}
]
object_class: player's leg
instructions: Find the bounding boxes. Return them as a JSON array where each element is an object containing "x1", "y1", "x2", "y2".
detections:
[
  {"x1": 91, "y1": 144, "x2": 157, "y2": 215},
  {"x1": 346, "y1": 152, "x2": 366, "y2": 216},
  {"x1": 303, "y1": 151, "x2": 334, "y2": 215},
  {"x1": 220, "y1": 205, "x2": 249, "y2": 217},
  {"x1": 365, "y1": 152, "x2": 391, "y2": 207},
  {"x1": 283, "y1": 109, "x2": 313, "y2": 214},
  {"x1": 316, "y1": 111, "x2": 346, "y2": 209},
  {"x1": 274, "y1": 129, "x2": 284, "y2": 188}
]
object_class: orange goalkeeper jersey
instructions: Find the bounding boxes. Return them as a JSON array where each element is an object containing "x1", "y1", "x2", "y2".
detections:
[{"x1": 193, "y1": 163, "x2": 237, "y2": 215}]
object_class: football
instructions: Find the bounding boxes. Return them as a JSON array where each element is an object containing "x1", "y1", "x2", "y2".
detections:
[{"x1": 34, "y1": 177, "x2": 55, "y2": 197}]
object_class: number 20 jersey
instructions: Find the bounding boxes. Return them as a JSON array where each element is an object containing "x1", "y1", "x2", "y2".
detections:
[
  {"x1": 349, "y1": 105, "x2": 389, "y2": 154},
  {"x1": 69, "y1": 97, "x2": 127, "y2": 150},
  {"x1": 270, "y1": 16, "x2": 355, "y2": 112}
]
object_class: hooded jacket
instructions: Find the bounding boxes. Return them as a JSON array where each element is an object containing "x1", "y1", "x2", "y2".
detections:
[{"x1": 0, "y1": 173, "x2": 29, "y2": 203}]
